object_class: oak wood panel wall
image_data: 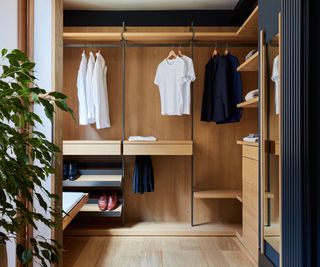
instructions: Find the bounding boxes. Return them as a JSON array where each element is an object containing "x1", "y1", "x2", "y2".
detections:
[
  {"x1": 124, "y1": 47, "x2": 192, "y2": 222},
  {"x1": 63, "y1": 47, "x2": 123, "y2": 140},
  {"x1": 193, "y1": 47, "x2": 258, "y2": 224}
]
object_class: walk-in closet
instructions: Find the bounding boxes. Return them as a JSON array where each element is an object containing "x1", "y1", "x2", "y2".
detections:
[{"x1": 60, "y1": 2, "x2": 282, "y2": 266}]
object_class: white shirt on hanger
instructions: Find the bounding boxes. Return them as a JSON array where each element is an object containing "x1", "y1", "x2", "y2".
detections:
[
  {"x1": 92, "y1": 52, "x2": 110, "y2": 129},
  {"x1": 181, "y1": 55, "x2": 196, "y2": 115},
  {"x1": 86, "y1": 52, "x2": 96, "y2": 124},
  {"x1": 77, "y1": 52, "x2": 88, "y2": 125},
  {"x1": 154, "y1": 57, "x2": 187, "y2": 115},
  {"x1": 271, "y1": 55, "x2": 280, "y2": 115}
]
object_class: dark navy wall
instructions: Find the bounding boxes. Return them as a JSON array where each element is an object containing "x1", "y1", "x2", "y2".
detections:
[
  {"x1": 309, "y1": 0, "x2": 320, "y2": 266},
  {"x1": 258, "y1": 0, "x2": 281, "y2": 42}
]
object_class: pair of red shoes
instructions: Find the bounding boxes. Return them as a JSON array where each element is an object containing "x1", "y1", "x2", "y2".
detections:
[{"x1": 98, "y1": 193, "x2": 118, "y2": 211}]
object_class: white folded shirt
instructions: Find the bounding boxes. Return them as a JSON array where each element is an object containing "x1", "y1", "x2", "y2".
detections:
[
  {"x1": 245, "y1": 89, "x2": 259, "y2": 101},
  {"x1": 128, "y1": 136, "x2": 157, "y2": 141},
  {"x1": 243, "y1": 133, "x2": 259, "y2": 143}
]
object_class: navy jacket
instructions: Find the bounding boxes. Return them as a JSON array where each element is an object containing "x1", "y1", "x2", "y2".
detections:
[{"x1": 201, "y1": 53, "x2": 242, "y2": 124}]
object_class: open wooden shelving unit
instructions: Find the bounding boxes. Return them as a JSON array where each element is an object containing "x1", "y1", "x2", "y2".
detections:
[
  {"x1": 193, "y1": 190, "x2": 242, "y2": 200},
  {"x1": 63, "y1": 140, "x2": 122, "y2": 156},
  {"x1": 237, "y1": 97, "x2": 259, "y2": 108},
  {"x1": 61, "y1": 6, "x2": 259, "y2": 237},
  {"x1": 63, "y1": 175, "x2": 122, "y2": 188},
  {"x1": 237, "y1": 51, "x2": 259, "y2": 72},
  {"x1": 123, "y1": 140, "x2": 193, "y2": 156}
]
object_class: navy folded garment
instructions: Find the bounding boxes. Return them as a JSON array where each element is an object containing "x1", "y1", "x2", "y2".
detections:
[{"x1": 132, "y1": 156, "x2": 154, "y2": 194}]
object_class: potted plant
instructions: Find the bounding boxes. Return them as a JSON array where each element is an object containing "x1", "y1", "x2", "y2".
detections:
[{"x1": 0, "y1": 49, "x2": 73, "y2": 266}]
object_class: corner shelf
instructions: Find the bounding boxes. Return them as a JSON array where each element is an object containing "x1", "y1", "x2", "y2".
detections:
[
  {"x1": 193, "y1": 190, "x2": 242, "y2": 200},
  {"x1": 63, "y1": 175, "x2": 122, "y2": 188},
  {"x1": 237, "y1": 97, "x2": 259, "y2": 108},
  {"x1": 80, "y1": 203, "x2": 123, "y2": 218},
  {"x1": 123, "y1": 140, "x2": 193, "y2": 155},
  {"x1": 236, "y1": 6, "x2": 258, "y2": 37},
  {"x1": 63, "y1": 140, "x2": 122, "y2": 156},
  {"x1": 237, "y1": 51, "x2": 259, "y2": 72}
]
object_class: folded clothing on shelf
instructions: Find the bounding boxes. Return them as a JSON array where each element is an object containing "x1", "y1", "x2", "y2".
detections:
[
  {"x1": 243, "y1": 133, "x2": 259, "y2": 143},
  {"x1": 128, "y1": 136, "x2": 157, "y2": 141},
  {"x1": 245, "y1": 49, "x2": 258, "y2": 61},
  {"x1": 245, "y1": 89, "x2": 259, "y2": 101}
]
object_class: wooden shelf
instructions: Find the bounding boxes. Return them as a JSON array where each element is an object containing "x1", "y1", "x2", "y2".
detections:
[
  {"x1": 237, "y1": 6, "x2": 258, "y2": 37},
  {"x1": 63, "y1": 175, "x2": 122, "y2": 188},
  {"x1": 237, "y1": 97, "x2": 259, "y2": 108},
  {"x1": 80, "y1": 203, "x2": 122, "y2": 217},
  {"x1": 123, "y1": 140, "x2": 193, "y2": 155},
  {"x1": 194, "y1": 190, "x2": 242, "y2": 199},
  {"x1": 269, "y1": 140, "x2": 280, "y2": 155},
  {"x1": 236, "y1": 141, "x2": 259, "y2": 147},
  {"x1": 64, "y1": 222, "x2": 241, "y2": 236},
  {"x1": 237, "y1": 51, "x2": 259, "y2": 72},
  {"x1": 63, "y1": 32, "x2": 122, "y2": 42},
  {"x1": 124, "y1": 32, "x2": 193, "y2": 43},
  {"x1": 63, "y1": 140, "x2": 122, "y2": 156}
]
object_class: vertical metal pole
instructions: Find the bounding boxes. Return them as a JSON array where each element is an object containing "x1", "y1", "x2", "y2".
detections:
[
  {"x1": 121, "y1": 21, "x2": 126, "y2": 225},
  {"x1": 191, "y1": 22, "x2": 195, "y2": 227}
]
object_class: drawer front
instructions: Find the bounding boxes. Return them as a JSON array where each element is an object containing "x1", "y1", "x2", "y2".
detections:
[
  {"x1": 243, "y1": 222, "x2": 259, "y2": 262},
  {"x1": 243, "y1": 181, "x2": 258, "y2": 211},
  {"x1": 243, "y1": 204, "x2": 258, "y2": 233},
  {"x1": 242, "y1": 157, "x2": 258, "y2": 188},
  {"x1": 242, "y1": 145, "x2": 259, "y2": 160}
]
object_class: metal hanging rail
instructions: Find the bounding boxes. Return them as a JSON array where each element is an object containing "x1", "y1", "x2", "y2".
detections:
[{"x1": 63, "y1": 43, "x2": 122, "y2": 48}]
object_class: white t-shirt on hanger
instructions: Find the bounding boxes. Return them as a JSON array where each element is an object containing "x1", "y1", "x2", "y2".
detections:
[
  {"x1": 271, "y1": 55, "x2": 280, "y2": 115},
  {"x1": 154, "y1": 57, "x2": 187, "y2": 115},
  {"x1": 181, "y1": 55, "x2": 196, "y2": 115},
  {"x1": 92, "y1": 52, "x2": 110, "y2": 129},
  {"x1": 77, "y1": 52, "x2": 88, "y2": 125},
  {"x1": 86, "y1": 52, "x2": 96, "y2": 124}
]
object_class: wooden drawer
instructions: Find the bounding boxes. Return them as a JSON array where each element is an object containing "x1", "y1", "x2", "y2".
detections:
[
  {"x1": 243, "y1": 222, "x2": 259, "y2": 262},
  {"x1": 242, "y1": 145, "x2": 259, "y2": 160},
  {"x1": 243, "y1": 204, "x2": 258, "y2": 233},
  {"x1": 63, "y1": 140, "x2": 122, "y2": 155},
  {"x1": 243, "y1": 181, "x2": 258, "y2": 211},
  {"x1": 242, "y1": 157, "x2": 258, "y2": 188}
]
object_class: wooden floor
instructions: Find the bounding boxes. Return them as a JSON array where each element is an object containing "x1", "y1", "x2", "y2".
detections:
[{"x1": 63, "y1": 236, "x2": 257, "y2": 267}]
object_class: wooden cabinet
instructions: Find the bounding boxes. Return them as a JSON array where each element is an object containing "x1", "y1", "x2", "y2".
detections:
[{"x1": 238, "y1": 142, "x2": 259, "y2": 262}]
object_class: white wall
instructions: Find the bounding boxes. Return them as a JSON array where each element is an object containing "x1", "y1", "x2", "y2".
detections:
[
  {"x1": 33, "y1": 0, "x2": 53, "y2": 266},
  {"x1": 0, "y1": 1, "x2": 18, "y2": 266}
]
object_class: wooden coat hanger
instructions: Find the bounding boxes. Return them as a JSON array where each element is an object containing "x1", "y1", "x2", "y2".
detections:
[
  {"x1": 166, "y1": 44, "x2": 177, "y2": 60},
  {"x1": 178, "y1": 44, "x2": 183, "y2": 57},
  {"x1": 212, "y1": 43, "x2": 218, "y2": 58},
  {"x1": 224, "y1": 43, "x2": 229, "y2": 55}
]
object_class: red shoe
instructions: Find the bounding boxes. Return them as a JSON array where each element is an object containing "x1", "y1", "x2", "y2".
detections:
[
  {"x1": 98, "y1": 194, "x2": 107, "y2": 211},
  {"x1": 107, "y1": 193, "x2": 118, "y2": 211}
]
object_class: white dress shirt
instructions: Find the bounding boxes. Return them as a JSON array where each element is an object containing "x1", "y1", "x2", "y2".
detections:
[
  {"x1": 86, "y1": 52, "x2": 96, "y2": 124},
  {"x1": 77, "y1": 52, "x2": 88, "y2": 125},
  {"x1": 92, "y1": 52, "x2": 110, "y2": 129}
]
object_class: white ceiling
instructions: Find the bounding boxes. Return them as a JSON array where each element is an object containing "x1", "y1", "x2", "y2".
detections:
[{"x1": 64, "y1": 0, "x2": 240, "y2": 11}]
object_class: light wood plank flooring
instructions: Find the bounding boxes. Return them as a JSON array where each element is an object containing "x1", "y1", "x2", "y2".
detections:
[{"x1": 63, "y1": 236, "x2": 257, "y2": 267}]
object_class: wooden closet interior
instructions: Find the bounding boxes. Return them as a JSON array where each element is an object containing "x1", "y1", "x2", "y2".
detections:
[{"x1": 61, "y1": 5, "x2": 264, "y2": 260}]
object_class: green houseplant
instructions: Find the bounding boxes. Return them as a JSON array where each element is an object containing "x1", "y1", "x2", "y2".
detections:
[{"x1": 0, "y1": 49, "x2": 72, "y2": 266}]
